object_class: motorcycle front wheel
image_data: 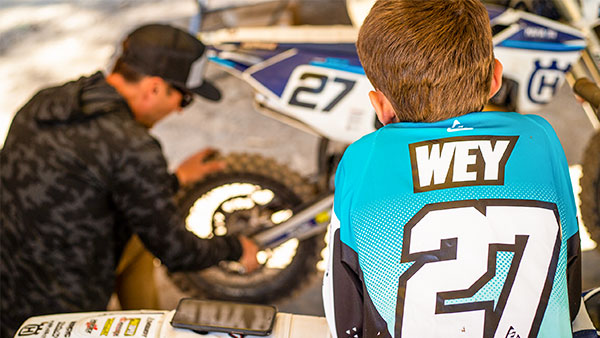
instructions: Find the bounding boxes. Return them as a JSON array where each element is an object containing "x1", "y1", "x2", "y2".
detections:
[
  {"x1": 170, "y1": 153, "x2": 325, "y2": 303},
  {"x1": 581, "y1": 131, "x2": 600, "y2": 252}
]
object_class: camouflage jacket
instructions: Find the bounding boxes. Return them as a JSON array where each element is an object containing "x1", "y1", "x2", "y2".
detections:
[{"x1": 0, "y1": 72, "x2": 242, "y2": 337}]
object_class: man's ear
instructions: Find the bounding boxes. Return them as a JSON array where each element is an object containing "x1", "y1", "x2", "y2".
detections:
[
  {"x1": 137, "y1": 77, "x2": 155, "y2": 99},
  {"x1": 138, "y1": 76, "x2": 165, "y2": 106},
  {"x1": 489, "y1": 58, "x2": 504, "y2": 98},
  {"x1": 369, "y1": 90, "x2": 398, "y2": 125},
  {"x1": 146, "y1": 76, "x2": 164, "y2": 95}
]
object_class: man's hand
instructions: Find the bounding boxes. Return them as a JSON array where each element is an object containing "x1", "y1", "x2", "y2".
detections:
[
  {"x1": 176, "y1": 148, "x2": 226, "y2": 186},
  {"x1": 238, "y1": 236, "x2": 260, "y2": 273}
]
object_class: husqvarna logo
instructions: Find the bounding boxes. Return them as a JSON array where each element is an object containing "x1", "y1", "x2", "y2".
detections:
[{"x1": 528, "y1": 60, "x2": 569, "y2": 104}]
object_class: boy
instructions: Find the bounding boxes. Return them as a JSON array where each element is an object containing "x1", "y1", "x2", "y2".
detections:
[{"x1": 323, "y1": 0, "x2": 589, "y2": 337}]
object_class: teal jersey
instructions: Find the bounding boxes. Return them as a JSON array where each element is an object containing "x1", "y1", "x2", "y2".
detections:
[{"x1": 323, "y1": 111, "x2": 580, "y2": 338}]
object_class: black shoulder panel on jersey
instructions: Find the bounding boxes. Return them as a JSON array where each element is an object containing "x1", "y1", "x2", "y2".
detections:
[
  {"x1": 333, "y1": 229, "x2": 391, "y2": 337},
  {"x1": 567, "y1": 230, "x2": 582, "y2": 321}
]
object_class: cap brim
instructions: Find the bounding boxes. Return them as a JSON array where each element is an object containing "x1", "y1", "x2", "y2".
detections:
[{"x1": 191, "y1": 81, "x2": 221, "y2": 101}]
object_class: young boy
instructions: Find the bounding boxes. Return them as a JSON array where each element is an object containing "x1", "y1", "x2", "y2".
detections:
[{"x1": 322, "y1": 0, "x2": 589, "y2": 337}]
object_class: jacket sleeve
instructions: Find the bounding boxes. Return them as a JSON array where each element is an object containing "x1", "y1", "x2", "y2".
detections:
[{"x1": 111, "y1": 135, "x2": 242, "y2": 271}]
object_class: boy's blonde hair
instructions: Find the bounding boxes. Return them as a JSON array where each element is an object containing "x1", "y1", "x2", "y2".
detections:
[{"x1": 357, "y1": 0, "x2": 495, "y2": 122}]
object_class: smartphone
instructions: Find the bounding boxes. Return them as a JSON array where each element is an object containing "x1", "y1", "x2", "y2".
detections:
[{"x1": 170, "y1": 298, "x2": 277, "y2": 336}]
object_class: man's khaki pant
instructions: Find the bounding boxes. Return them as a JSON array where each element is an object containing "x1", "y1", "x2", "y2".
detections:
[{"x1": 115, "y1": 235, "x2": 159, "y2": 309}]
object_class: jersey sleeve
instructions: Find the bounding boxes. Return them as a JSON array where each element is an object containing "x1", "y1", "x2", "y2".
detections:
[
  {"x1": 324, "y1": 137, "x2": 392, "y2": 338},
  {"x1": 324, "y1": 152, "x2": 365, "y2": 337},
  {"x1": 527, "y1": 114, "x2": 582, "y2": 320}
]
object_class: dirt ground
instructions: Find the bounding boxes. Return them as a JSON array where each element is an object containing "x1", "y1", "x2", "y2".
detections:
[{"x1": 1, "y1": 0, "x2": 190, "y2": 144}]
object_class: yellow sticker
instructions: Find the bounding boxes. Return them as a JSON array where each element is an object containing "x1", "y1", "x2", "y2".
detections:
[
  {"x1": 315, "y1": 211, "x2": 330, "y2": 224},
  {"x1": 125, "y1": 318, "x2": 140, "y2": 336},
  {"x1": 100, "y1": 318, "x2": 114, "y2": 336}
]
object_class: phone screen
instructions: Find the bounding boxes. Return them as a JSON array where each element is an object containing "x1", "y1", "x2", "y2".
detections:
[{"x1": 171, "y1": 298, "x2": 277, "y2": 336}]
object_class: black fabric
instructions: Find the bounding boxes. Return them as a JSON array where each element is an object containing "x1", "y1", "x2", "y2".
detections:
[
  {"x1": 332, "y1": 229, "x2": 390, "y2": 337},
  {"x1": 567, "y1": 230, "x2": 583, "y2": 321},
  {"x1": 0, "y1": 72, "x2": 241, "y2": 337}
]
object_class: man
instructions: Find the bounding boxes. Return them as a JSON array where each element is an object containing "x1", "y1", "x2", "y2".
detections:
[{"x1": 1, "y1": 23, "x2": 258, "y2": 337}]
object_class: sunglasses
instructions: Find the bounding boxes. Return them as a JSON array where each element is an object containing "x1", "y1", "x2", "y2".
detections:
[{"x1": 171, "y1": 85, "x2": 194, "y2": 108}]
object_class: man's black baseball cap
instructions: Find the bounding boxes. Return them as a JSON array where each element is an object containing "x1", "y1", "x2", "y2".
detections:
[{"x1": 120, "y1": 23, "x2": 221, "y2": 101}]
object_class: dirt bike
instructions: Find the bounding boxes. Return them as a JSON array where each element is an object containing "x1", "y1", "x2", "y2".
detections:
[{"x1": 169, "y1": 0, "x2": 600, "y2": 313}]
